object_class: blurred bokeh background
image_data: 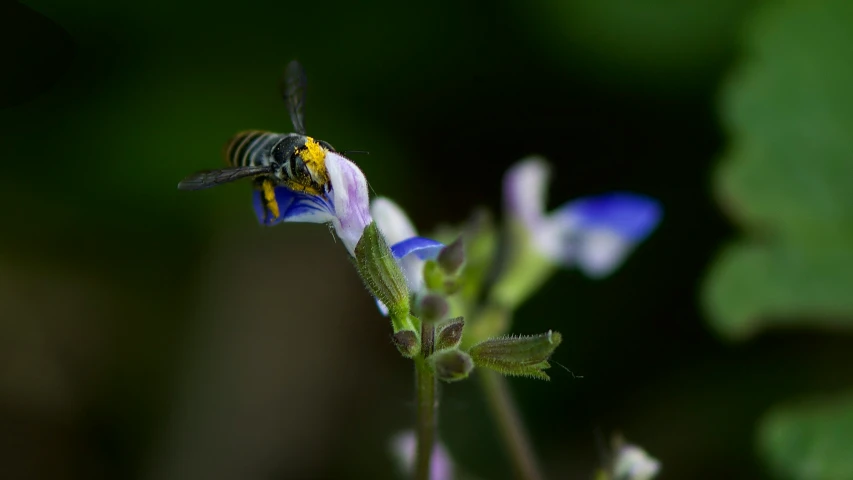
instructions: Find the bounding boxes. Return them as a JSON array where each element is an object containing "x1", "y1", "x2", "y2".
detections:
[{"x1": 4, "y1": 1, "x2": 853, "y2": 479}]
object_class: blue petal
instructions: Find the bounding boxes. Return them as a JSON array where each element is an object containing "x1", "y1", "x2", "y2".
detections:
[
  {"x1": 556, "y1": 192, "x2": 662, "y2": 241},
  {"x1": 253, "y1": 187, "x2": 335, "y2": 226},
  {"x1": 375, "y1": 297, "x2": 390, "y2": 316},
  {"x1": 390, "y1": 237, "x2": 445, "y2": 260}
]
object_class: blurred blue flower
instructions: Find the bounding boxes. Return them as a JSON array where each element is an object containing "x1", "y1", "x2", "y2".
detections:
[
  {"x1": 503, "y1": 157, "x2": 661, "y2": 278},
  {"x1": 253, "y1": 151, "x2": 372, "y2": 256}
]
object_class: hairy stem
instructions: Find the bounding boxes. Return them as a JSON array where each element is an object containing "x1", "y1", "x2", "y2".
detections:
[
  {"x1": 414, "y1": 321, "x2": 437, "y2": 480},
  {"x1": 479, "y1": 370, "x2": 544, "y2": 480}
]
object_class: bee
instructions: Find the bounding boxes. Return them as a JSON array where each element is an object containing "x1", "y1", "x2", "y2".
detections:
[{"x1": 178, "y1": 61, "x2": 336, "y2": 221}]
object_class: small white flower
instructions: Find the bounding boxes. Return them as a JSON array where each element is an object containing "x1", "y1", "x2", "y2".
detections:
[
  {"x1": 371, "y1": 197, "x2": 418, "y2": 247},
  {"x1": 255, "y1": 151, "x2": 371, "y2": 256},
  {"x1": 390, "y1": 430, "x2": 454, "y2": 480},
  {"x1": 613, "y1": 443, "x2": 661, "y2": 480},
  {"x1": 503, "y1": 157, "x2": 662, "y2": 278}
]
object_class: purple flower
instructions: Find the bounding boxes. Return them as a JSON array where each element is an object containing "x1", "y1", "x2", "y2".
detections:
[
  {"x1": 254, "y1": 151, "x2": 371, "y2": 256},
  {"x1": 390, "y1": 430, "x2": 454, "y2": 480},
  {"x1": 503, "y1": 157, "x2": 661, "y2": 278}
]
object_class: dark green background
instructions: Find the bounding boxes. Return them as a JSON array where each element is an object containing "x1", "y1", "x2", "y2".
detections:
[{"x1": 4, "y1": 1, "x2": 851, "y2": 479}]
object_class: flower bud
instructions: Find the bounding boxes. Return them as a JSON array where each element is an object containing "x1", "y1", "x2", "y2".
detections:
[
  {"x1": 392, "y1": 330, "x2": 420, "y2": 358},
  {"x1": 468, "y1": 330, "x2": 562, "y2": 380},
  {"x1": 437, "y1": 237, "x2": 465, "y2": 275},
  {"x1": 435, "y1": 317, "x2": 464, "y2": 351},
  {"x1": 418, "y1": 294, "x2": 448, "y2": 324},
  {"x1": 355, "y1": 222, "x2": 410, "y2": 323},
  {"x1": 431, "y1": 349, "x2": 474, "y2": 382}
]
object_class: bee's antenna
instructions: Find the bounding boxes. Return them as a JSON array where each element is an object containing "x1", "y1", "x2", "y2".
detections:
[{"x1": 341, "y1": 150, "x2": 370, "y2": 156}]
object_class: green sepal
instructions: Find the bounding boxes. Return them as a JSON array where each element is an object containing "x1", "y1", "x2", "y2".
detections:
[
  {"x1": 430, "y1": 348, "x2": 474, "y2": 382},
  {"x1": 354, "y1": 222, "x2": 411, "y2": 331},
  {"x1": 423, "y1": 260, "x2": 444, "y2": 291},
  {"x1": 468, "y1": 330, "x2": 562, "y2": 380}
]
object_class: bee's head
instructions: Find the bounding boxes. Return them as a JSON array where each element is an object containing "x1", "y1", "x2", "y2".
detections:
[{"x1": 271, "y1": 135, "x2": 333, "y2": 195}]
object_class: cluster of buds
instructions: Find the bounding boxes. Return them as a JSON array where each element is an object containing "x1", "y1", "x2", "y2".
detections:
[
  {"x1": 365, "y1": 197, "x2": 569, "y2": 382},
  {"x1": 360, "y1": 158, "x2": 660, "y2": 384}
]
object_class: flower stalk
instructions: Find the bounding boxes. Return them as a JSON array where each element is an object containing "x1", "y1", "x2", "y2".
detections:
[
  {"x1": 414, "y1": 321, "x2": 437, "y2": 480},
  {"x1": 480, "y1": 369, "x2": 544, "y2": 480}
]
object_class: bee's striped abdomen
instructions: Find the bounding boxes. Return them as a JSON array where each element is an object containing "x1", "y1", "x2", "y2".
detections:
[{"x1": 224, "y1": 130, "x2": 285, "y2": 168}]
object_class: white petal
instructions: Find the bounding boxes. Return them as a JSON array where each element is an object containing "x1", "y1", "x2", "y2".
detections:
[
  {"x1": 324, "y1": 151, "x2": 372, "y2": 256},
  {"x1": 375, "y1": 298, "x2": 390, "y2": 316},
  {"x1": 371, "y1": 197, "x2": 418, "y2": 245},
  {"x1": 503, "y1": 157, "x2": 551, "y2": 231},
  {"x1": 572, "y1": 229, "x2": 633, "y2": 278},
  {"x1": 400, "y1": 256, "x2": 425, "y2": 294},
  {"x1": 614, "y1": 444, "x2": 661, "y2": 480}
]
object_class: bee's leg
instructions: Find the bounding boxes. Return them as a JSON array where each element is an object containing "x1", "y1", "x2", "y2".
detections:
[
  {"x1": 261, "y1": 178, "x2": 281, "y2": 220},
  {"x1": 252, "y1": 178, "x2": 277, "y2": 223}
]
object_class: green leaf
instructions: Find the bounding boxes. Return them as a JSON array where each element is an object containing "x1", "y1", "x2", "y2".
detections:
[
  {"x1": 758, "y1": 393, "x2": 853, "y2": 480},
  {"x1": 704, "y1": 243, "x2": 853, "y2": 339},
  {"x1": 704, "y1": 1, "x2": 853, "y2": 338}
]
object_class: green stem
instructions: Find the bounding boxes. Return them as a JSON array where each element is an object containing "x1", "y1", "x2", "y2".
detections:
[
  {"x1": 479, "y1": 370, "x2": 544, "y2": 480},
  {"x1": 414, "y1": 322, "x2": 437, "y2": 480}
]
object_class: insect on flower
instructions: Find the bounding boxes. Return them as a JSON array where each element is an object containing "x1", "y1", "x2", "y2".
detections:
[{"x1": 177, "y1": 61, "x2": 342, "y2": 222}]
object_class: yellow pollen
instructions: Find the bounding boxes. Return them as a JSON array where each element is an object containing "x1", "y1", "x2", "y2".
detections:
[
  {"x1": 262, "y1": 179, "x2": 280, "y2": 219},
  {"x1": 301, "y1": 137, "x2": 329, "y2": 184}
]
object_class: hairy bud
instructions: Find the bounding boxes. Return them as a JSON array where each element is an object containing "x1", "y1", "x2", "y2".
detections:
[
  {"x1": 437, "y1": 237, "x2": 465, "y2": 275},
  {"x1": 435, "y1": 317, "x2": 464, "y2": 351},
  {"x1": 419, "y1": 294, "x2": 449, "y2": 324},
  {"x1": 392, "y1": 330, "x2": 420, "y2": 358},
  {"x1": 431, "y1": 349, "x2": 474, "y2": 382}
]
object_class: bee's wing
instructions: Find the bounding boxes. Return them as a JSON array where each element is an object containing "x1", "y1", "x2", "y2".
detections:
[
  {"x1": 281, "y1": 60, "x2": 307, "y2": 135},
  {"x1": 177, "y1": 165, "x2": 271, "y2": 190}
]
